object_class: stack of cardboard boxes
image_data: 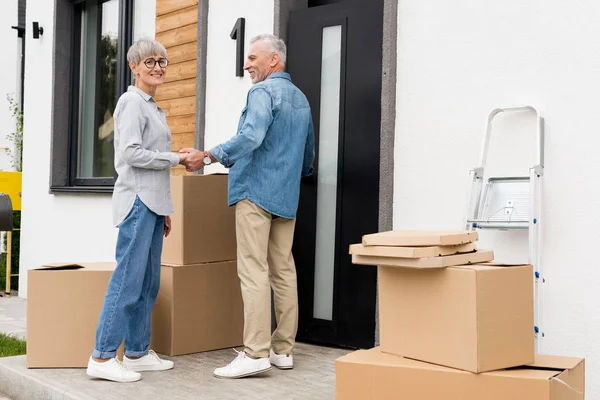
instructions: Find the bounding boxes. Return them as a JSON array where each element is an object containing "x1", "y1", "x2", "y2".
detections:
[
  {"x1": 27, "y1": 174, "x2": 243, "y2": 367},
  {"x1": 337, "y1": 230, "x2": 585, "y2": 399},
  {"x1": 151, "y1": 174, "x2": 243, "y2": 356}
]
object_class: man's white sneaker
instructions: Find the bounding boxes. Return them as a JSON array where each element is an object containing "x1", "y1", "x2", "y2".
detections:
[
  {"x1": 86, "y1": 357, "x2": 141, "y2": 383},
  {"x1": 123, "y1": 350, "x2": 174, "y2": 372},
  {"x1": 214, "y1": 349, "x2": 271, "y2": 379},
  {"x1": 269, "y1": 349, "x2": 294, "y2": 369}
]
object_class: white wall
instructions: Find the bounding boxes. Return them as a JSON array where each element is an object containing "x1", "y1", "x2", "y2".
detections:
[
  {"x1": 203, "y1": 0, "x2": 274, "y2": 173},
  {"x1": 395, "y1": 0, "x2": 600, "y2": 396},
  {"x1": 0, "y1": 0, "x2": 20, "y2": 171},
  {"x1": 19, "y1": 0, "x2": 157, "y2": 298}
]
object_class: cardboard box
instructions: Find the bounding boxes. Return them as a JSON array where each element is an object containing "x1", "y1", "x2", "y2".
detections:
[
  {"x1": 379, "y1": 263, "x2": 534, "y2": 372},
  {"x1": 336, "y1": 348, "x2": 585, "y2": 400},
  {"x1": 362, "y1": 230, "x2": 478, "y2": 247},
  {"x1": 349, "y1": 242, "x2": 477, "y2": 258},
  {"x1": 351, "y1": 249, "x2": 493, "y2": 269},
  {"x1": 161, "y1": 174, "x2": 236, "y2": 265},
  {"x1": 27, "y1": 262, "x2": 122, "y2": 368},
  {"x1": 151, "y1": 261, "x2": 244, "y2": 356}
]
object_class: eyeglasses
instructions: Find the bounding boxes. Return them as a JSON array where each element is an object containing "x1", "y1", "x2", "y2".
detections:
[{"x1": 144, "y1": 58, "x2": 169, "y2": 69}]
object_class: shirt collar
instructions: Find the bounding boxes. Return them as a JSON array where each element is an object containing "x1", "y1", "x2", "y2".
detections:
[
  {"x1": 128, "y1": 85, "x2": 153, "y2": 102},
  {"x1": 265, "y1": 72, "x2": 292, "y2": 82}
]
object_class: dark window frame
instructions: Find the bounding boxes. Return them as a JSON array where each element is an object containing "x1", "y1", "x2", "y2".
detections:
[{"x1": 50, "y1": 0, "x2": 133, "y2": 193}]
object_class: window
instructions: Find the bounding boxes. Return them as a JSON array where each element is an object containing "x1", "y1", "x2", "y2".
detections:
[
  {"x1": 50, "y1": 0, "x2": 156, "y2": 192},
  {"x1": 71, "y1": 0, "x2": 121, "y2": 185}
]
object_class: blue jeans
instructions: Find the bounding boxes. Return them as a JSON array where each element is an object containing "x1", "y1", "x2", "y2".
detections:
[{"x1": 93, "y1": 197, "x2": 164, "y2": 359}]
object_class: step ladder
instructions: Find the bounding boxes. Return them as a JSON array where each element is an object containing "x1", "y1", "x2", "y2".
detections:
[{"x1": 464, "y1": 106, "x2": 544, "y2": 352}]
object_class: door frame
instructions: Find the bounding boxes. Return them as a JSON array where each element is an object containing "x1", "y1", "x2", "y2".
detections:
[{"x1": 274, "y1": 0, "x2": 397, "y2": 346}]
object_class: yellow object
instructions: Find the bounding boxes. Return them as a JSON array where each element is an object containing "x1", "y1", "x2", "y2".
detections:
[{"x1": 0, "y1": 171, "x2": 22, "y2": 211}]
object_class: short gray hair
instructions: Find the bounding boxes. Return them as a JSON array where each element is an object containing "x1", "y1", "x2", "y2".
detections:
[
  {"x1": 250, "y1": 34, "x2": 287, "y2": 66},
  {"x1": 127, "y1": 39, "x2": 167, "y2": 65}
]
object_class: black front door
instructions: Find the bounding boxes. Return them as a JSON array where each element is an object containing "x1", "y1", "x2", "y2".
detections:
[{"x1": 287, "y1": 0, "x2": 383, "y2": 349}]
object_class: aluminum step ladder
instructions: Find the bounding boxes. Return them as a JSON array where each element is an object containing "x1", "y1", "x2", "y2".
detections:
[{"x1": 464, "y1": 106, "x2": 544, "y2": 351}]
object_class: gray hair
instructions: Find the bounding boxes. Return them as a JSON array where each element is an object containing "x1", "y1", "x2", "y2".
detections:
[
  {"x1": 250, "y1": 34, "x2": 287, "y2": 66},
  {"x1": 127, "y1": 39, "x2": 167, "y2": 65}
]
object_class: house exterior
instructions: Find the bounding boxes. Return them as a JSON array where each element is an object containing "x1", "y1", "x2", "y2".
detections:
[{"x1": 15, "y1": 0, "x2": 600, "y2": 396}]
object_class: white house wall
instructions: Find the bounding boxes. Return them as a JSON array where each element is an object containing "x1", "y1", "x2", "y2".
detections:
[
  {"x1": 394, "y1": 0, "x2": 600, "y2": 396},
  {"x1": 0, "y1": 0, "x2": 19, "y2": 171},
  {"x1": 203, "y1": 0, "x2": 274, "y2": 174}
]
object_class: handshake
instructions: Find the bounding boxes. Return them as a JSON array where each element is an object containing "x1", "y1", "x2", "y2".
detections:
[{"x1": 177, "y1": 148, "x2": 217, "y2": 173}]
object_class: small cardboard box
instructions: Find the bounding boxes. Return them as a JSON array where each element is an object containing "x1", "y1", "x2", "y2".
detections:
[
  {"x1": 351, "y1": 249, "x2": 493, "y2": 269},
  {"x1": 362, "y1": 230, "x2": 478, "y2": 247},
  {"x1": 150, "y1": 261, "x2": 243, "y2": 356},
  {"x1": 27, "y1": 262, "x2": 122, "y2": 368},
  {"x1": 161, "y1": 174, "x2": 236, "y2": 266},
  {"x1": 336, "y1": 348, "x2": 585, "y2": 400},
  {"x1": 379, "y1": 263, "x2": 534, "y2": 372}
]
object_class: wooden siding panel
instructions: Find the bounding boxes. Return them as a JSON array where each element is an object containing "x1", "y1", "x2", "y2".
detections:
[
  {"x1": 171, "y1": 132, "x2": 195, "y2": 151},
  {"x1": 156, "y1": 23, "x2": 197, "y2": 48},
  {"x1": 157, "y1": 96, "x2": 196, "y2": 117},
  {"x1": 165, "y1": 59, "x2": 196, "y2": 82},
  {"x1": 166, "y1": 42, "x2": 197, "y2": 64},
  {"x1": 156, "y1": 78, "x2": 196, "y2": 101},
  {"x1": 167, "y1": 114, "x2": 195, "y2": 134},
  {"x1": 156, "y1": 6, "x2": 197, "y2": 33},
  {"x1": 157, "y1": 0, "x2": 198, "y2": 16}
]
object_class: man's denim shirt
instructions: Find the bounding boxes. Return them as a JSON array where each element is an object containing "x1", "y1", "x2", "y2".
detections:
[{"x1": 210, "y1": 72, "x2": 315, "y2": 219}]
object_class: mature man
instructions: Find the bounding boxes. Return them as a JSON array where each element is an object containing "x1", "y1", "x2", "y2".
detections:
[{"x1": 181, "y1": 34, "x2": 314, "y2": 379}]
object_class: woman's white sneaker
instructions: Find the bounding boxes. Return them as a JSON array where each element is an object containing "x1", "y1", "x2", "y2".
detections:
[
  {"x1": 214, "y1": 349, "x2": 271, "y2": 379},
  {"x1": 86, "y1": 357, "x2": 141, "y2": 383},
  {"x1": 269, "y1": 349, "x2": 294, "y2": 369},
  {"x1": 123, "y1": 350, "x2": 174, "y2": 372}
]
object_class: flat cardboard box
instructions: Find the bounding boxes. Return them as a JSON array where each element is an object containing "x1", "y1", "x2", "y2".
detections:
[
  {"x1": 362, "y1": 230, "x2": 479, "y2": 247},
  {"x1": 379, "y1": 263, "x2": 534, "y2": 372},
  {"x1": 352, "y1": 249, "x2": 493, "y2": 269},
  {"x1": 336, "y1": 348, "x2": 585, "y2": 400},
  {"x1": 349, "y1": 242, "x2": 477, "y2": 258},
  {"x1": 161, "y1": 174, "x2": 236, "y2": 265},
  {"x1": 27, "y1": 262, "x2": 122, "y2": 368},
  {"x1": 151, "y1": 261, "x2": 243, "y2": 356}
]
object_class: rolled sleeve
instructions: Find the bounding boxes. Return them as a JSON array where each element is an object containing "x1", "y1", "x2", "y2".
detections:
[{"x1": 209, "y1": 144, "x2": 232, "y2": 168}]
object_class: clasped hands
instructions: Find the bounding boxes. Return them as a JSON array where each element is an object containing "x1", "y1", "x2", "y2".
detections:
[{"x1": 177, "y1": 148, "x2": 217, "y2": 172}]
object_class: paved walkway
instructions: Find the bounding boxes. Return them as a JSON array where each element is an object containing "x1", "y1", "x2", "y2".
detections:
[
  {"x1": 0, "y1": 297, "x2": 351, "y2": 400},
  {"x1": 0, "y1": 296, "x2": 26, "y2": 339}
]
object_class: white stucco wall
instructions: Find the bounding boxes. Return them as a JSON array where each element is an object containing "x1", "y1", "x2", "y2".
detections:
[
  {"x1": 0, "y1": 0, "x2": 20, "y2": 172},
  {"x1": 394, "y1": 0, "x2": 600, "y2": 395},
  {"x1": 203, "y1": 0, "x2": 274, "y2": 173},
  {"x1": 19, "y1": 0, "x2": 157, "y2": 298}
]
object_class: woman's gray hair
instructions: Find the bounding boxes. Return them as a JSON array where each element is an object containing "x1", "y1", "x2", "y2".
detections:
[
  {"x1": 127, "y1": 39, "x2": 167, "y2": 65},
  {"x1": 250, "y1": 34, "x2": 287, "y2": 66}
]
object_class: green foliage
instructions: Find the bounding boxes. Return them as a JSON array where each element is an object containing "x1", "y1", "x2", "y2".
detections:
[{"x1": 5, "y1": 94, "x2": 23, "y2": 172}]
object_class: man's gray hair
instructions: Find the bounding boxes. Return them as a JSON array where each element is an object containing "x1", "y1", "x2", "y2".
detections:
[
  {"x1": 250, "y1": 34, "x2": 287, "y2": 66},
  {"x1": 127, "y1": 39, "x2": 167, "y2": 65}
]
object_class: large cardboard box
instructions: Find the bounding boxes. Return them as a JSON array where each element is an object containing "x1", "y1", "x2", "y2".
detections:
[
  {"x1": 379, "y1": 263, "x2": 534, "y2": 372},
  {"x1": 336, "y1": 348, "x2": 585, "y2": 400},
  {"x1": 161, "y1": 174, "x2": 236, "y2": 265},
  {"x1": 151, "y1": 261, "x2": 243, "y2": 356},
  {"x1": 27, "y1": 262, "x2": 121, "y2": 368}
]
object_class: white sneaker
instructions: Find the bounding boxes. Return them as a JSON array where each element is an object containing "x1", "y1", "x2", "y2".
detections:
[
  {"x1": 123, "y1": 350, "x2": 174, "y2": 372},
  {"x1": 214, "y1": 349, "x2": 271, "y2": 379},
  {"x1": 86, "y1": 357, "x2": 141, "y2": 383},
  {"x1": 269, "y1": 349, "x2": 294, "y2": 369}
]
